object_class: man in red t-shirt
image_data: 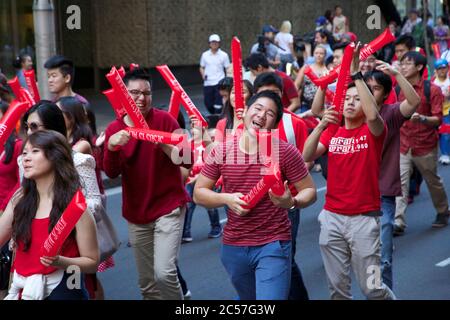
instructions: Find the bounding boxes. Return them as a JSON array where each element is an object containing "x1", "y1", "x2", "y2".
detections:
[
  {"x1": 252, "y1": 72, "x2": 311, "y2": 300},
  {"x1": 395, "y1": 51, "x2": 450, "y2": 231},
  {"x1": 245, "y1": 53, "x2": 300, "y2": 112},
  {"x1": 303, "y1": 50, "x2": 395, "y2": 300},
  {"x1": 194, "y1": 91, "x2": 316, "y2": 300},
  {"x1": 103, "y1": 69, "x2": 191, "y2": 300}
]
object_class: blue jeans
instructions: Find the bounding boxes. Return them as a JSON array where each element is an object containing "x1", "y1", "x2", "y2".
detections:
[
  {"x1": 288, "y1": 208, "x2": 309, "y2": 300},
  {"x1": 381, "y1": 196, "x2": 395, "y2": 290},
  {"x1": 183, "y1": 183, "x2": 221, "y2": 237},
  {"x1": 440, "y1": 115, "x2": 450, "y2": 156},
  {"x1": 221, "y1": 241, "x2": 292, "y2": 300}
]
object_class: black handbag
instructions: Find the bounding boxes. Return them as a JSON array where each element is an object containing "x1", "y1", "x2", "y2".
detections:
[{"x1": 0, "y1": 244, "x2": 12, "y2": 291}]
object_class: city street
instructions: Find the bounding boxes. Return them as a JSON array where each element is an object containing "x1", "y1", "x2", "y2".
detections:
[{"x1": 99, "y1": 166, "x2": 450, "y2": 300}]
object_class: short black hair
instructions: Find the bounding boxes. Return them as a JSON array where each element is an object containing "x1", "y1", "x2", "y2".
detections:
[
  {"x1": 23, "y1": 100, "x2": 67, "y2": 138},
  {"x1": 363, "y1": 70, "x2": 393, "y2": 97},
  {"x1": 44, "y1": 55, "x2": 75, "y2": 85},
  {"x1": 394, "y1": 34, "x2": 416, "y2": 50},
  {"x1": 247, "y1": 90, "x2": 284, "y2": 125},
  {"x1": 123, "y1": 68, "x2": 152, "y2": 87},
  {"x1": 244, "y1": 53, "x2": 270, "y2": 70},
  {"x1": 253, "y1": 72, "x2": 284, "y2": 94},
  {"x1": 401, "y1": 51, "x2": 427, "y2": 75}
]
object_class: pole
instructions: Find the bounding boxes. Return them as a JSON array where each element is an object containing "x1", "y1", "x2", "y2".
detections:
[{"x1": 33, "y1": 0, "x2": 56, "y2": 100}]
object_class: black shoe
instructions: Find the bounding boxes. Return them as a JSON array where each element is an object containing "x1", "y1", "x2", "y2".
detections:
[
  {"x1": 432, "y1": 213, "x2": 449, "y2": 228},
  {"x1": 393, "y1": 224, "x2": 405, "y2": 237}
]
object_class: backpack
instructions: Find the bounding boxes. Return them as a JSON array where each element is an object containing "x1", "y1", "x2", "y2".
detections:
[{"x1": 395, "y1": 79, "x2": 430, "y2": 105}]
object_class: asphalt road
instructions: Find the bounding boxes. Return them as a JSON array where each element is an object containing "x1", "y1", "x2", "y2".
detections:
[{"x1": 98, "y1": 165, "x2": 450, "y2": 300}]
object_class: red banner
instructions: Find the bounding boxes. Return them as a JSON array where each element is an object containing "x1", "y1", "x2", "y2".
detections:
[
  {"x1": 311, "y1": 28, "x2": 395, "y2": 88},
  {"x1": 232, "y1": 37, "x2": 245, "y2": 119},
  {"x1": 106, "y1": 66, "x2": 149, "y2": 129},
  {"x1": 157, "y1": 65, "x2": 208, "y2": 128},
  {"x1": 0, "y1": 101, "x2": 30, "y2": 153},
  {"x1": 126, "y1": 127, "x2": 187, "y2": 145},
  {"x1": 328, "y1": 43, "x2": 355, "y2": 134},
  {"x1": 23, "y1": 70, "x2": 41, "y2": 102},
  {"x1": 41, "y1": 190, "x2": 87, "y2": 258}
]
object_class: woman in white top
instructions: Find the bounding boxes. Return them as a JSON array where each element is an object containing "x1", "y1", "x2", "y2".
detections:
[{"x1": 275, "y1": 21, "x2": 296, "y2": 73}]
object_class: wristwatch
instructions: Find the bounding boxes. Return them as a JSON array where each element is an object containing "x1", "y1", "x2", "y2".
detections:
[
  {"x1": 351, "y1": 71, "x2": 364, "y2": 81},
  {"x1": 420, "y1": 115, "x2": 428, "y2": 124},
  {"x1": 289, "y1": 197, "x2": 298, "y2": 210}
]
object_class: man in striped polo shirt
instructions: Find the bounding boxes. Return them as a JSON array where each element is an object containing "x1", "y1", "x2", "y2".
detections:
[{"x1": 194, "y1": 90, "x2": 317, "y2": 300}]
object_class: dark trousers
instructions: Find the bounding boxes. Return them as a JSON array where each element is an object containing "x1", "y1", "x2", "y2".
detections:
[
  {"x1": 288, "y1": 208, "x2": 310, "y2": 300},
  {"x1": 203, "y1": 85, "x2": 223, "y2": 115}
]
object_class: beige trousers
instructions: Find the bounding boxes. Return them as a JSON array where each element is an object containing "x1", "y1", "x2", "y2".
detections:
[{"x1": 128, "y1": 206, "x2": 186, "y2": 300}]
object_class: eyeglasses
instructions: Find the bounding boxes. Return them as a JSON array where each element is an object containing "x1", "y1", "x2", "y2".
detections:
[
  {"x1": 24, "y1": 122, "x2": 45, "y2": 132},
  {"x1": 128, "y1": 89, "x2": 152, "y2": 98}
]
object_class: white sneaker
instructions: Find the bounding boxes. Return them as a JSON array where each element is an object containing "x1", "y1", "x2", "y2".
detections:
[
  {"x1": 183, "y1": 290, "x2": 192, "y2": 300},
  {"x1": 439, "y1": 155, "x2": 450, "y2": 165}
]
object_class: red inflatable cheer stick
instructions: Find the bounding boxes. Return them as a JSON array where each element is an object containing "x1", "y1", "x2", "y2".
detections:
[
  {"x1": 304, "y1": 66, "x2": 335, "y2": 102},
  {"x1": 126, "y1": 127, "x2": 187, "y2": 145},
  {"x1": 0, "y1": 101, "x2": 30, "y2": 154},
  {"x1": 23, "y1": 69, "x2": 41, "y2": 101},
  {"x1": 157, "y1": 65, "x2": 208, "y2": 128},
  {"x1": 7, "y1": 77, "x2": 22, "y2": 100},
  {"x1": 312, "y1": 29, "x2": 395, "y2": 88},
  {"x1": 255, "y1": 130, "x2": 284, "y2": 196},
  {"x1": 168, "y1": 90, "x2": 182, "y2": 120},
  {"x1": 232, "y1": 37, "x2": 245, "y2": 120},
  {"x1": 117, "y1": 66, "x2": 126, "y2": 78},
  {"x1": 241, "y1": 166, "x2": 283, "y2": 210},
  {"x1": 19, "y1": 88, "x2": 36, "y2": 107},
  {"x1": 328, "y1": 43, "x2": 355, "y2": 134},
  {"x1": 130, "y1": 63, "x2": 140, "y2": 72},
  {"x1": 41, "y1": 190, "x2": 87, "y2": 258},
  {"x1": 103, "y1": 89, "x2": 126, "y2": 119},
  {"x1": 431, "y1": 43, "x2": 442, "y2": 60},
  {"x1": 106, "y1": 66, "x2": 149, "y2": 129}
]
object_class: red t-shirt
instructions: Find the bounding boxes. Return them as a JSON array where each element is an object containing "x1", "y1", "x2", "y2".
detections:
[
  {"x1": 14, "y1": 217, "x2": 80, "y2": 277},
  {"x1": 320, "y1": 123, "x2": 386, "y2": 215},
  {"x1": 202, "y1": 136, "x2": 308, "y2": 246},
  {"x1": 103, "y1": 108, "x2": 191, "y2": 224},
  {"x1": 0, "y1": 139, "x2": 22, "y2": 210},
  {"x1": 275, "y1": 70, "x2": 299, "y2": 108},
  {"x1": 399, "y1": 79, "x2": 444, "y2": 156}
]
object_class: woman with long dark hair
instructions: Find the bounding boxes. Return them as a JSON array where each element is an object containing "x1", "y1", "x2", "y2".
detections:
[
  {"x1": 0, "y1": 130, "x2": 99, "y2": 300},
  {"x1": 57, "y1": 96, "x2": 93, "y2": 154},
  {"x1": 19, "y1": 101, "x2": 105, "y2": 299},
  {"x1": 57, "y1": 96, "x2": 116, "y2": 299}
]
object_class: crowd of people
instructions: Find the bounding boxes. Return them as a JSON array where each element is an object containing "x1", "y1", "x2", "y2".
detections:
[{"x1": 0, "y1": 4, "x2": 449, "y2": 301}]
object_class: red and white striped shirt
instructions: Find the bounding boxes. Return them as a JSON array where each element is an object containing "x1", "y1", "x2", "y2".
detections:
[{"x1": 202, "y1": 136, "x2": 308, "y2": 246}]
